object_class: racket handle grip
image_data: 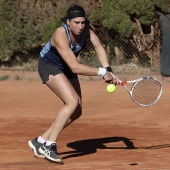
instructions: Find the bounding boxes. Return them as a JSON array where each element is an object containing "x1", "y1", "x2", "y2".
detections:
[{"x1": 118, "y1": 80, "x2": 126, "y2": 86}]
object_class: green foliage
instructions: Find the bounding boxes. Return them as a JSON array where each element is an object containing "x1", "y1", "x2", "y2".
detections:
[
  {"x1": 0, "y1": 1, "x2": 14, "y2": 60},
  {"x1": 0, "y1": 0, "x2": 62, "y2": 62},
  {"x1": 134, "y1": 0, "x2": 155, "y2": 25},
  {"x1": 0, "y1": 75, "x2": 9, "y2": 81},
  {"x1": 42, "y1": 18, "x2": 61, "y2": 42},
  {"x1": 91, "y1": 0, "x2": 133, "y2": 39},
  {"x1": 153, "y1": 0, "x2": 170, "y2": 13},
  {"x1": 0, "y1": 0, "x2": 170, "y2": 63},
  {"x1": 0, "y1": 22, "x2": 10, "y2": 61},
  {"x1": 117, "y1": 0, "x2": 135, "y2": 14},
  {"x1": 102, "y1": 9, "x2": 133, "y2": 39},
  {"x1": 91, "y1": 0, "x2": 170, "y2": 39}
]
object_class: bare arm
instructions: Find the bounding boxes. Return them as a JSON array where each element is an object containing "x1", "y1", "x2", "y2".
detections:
[
  {"x1": 88, "y1": 28, "x2": 109, "y2": 68},
  {"x1": 88, "y1": 27, "x2": 119, "y2": 84}
]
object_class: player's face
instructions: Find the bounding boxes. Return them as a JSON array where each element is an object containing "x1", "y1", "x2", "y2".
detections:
[{"x1": 68, "y1": 17, "x2": 86, "y2": 35}]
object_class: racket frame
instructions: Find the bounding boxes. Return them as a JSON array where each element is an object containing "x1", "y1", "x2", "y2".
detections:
[{"x1": 119, "y1": 76, "x2": 162, "y2": 106}]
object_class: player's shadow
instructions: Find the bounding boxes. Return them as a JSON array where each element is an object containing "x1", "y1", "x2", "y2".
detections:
[
  {"x1": 60, "y1": 136, "x2": 136, "y2": 160},
  {"x1": 145, "y1": 144, "x2": 170, "y2": 149}
]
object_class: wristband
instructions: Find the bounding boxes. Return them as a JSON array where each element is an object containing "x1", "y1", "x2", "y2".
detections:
[
  {"x1": 98, "y1": 67, "x2": 106, "y2": 76},
  {"x1": 105, "y1": 66, "x2": 113, "y2": 72}
]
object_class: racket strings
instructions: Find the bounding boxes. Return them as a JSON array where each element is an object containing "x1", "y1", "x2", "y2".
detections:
[{"x1": 132, "y1": 79, "x2": 161, "y2": 105}]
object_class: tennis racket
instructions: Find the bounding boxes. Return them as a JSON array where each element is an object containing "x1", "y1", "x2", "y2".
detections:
[{"x1": 119, "y1": 76, "x2": 162, "y2": 106}]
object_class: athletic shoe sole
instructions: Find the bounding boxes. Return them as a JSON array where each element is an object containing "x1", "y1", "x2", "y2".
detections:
[
  {"x1": 39, "y1": 147, "x2": 62, "y2": 163},
  {"x1": 28, "y1": 140, "x2": 45, "y2": 158}
]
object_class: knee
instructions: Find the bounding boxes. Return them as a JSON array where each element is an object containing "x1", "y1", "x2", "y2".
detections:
[
  {"x1": 70, "y1": 104, "x2": 82, "y2": 121},
  {"x1": 68, "y1": 96, "x2": 80, "y2": 111}
]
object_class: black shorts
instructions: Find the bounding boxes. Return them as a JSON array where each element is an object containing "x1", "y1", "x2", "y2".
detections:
[{"x1": 38, "y1": 58, "x2": 78, "y2": 84}]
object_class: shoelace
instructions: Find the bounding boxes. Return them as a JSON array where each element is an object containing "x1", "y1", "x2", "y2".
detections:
[{"x1": 48, "y1": 144, "x2": 60, "y2": 154}]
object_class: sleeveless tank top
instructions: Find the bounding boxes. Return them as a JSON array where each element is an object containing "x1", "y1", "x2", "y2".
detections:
[{"x1": 40, "y1": 24, "x2": 87, "y2": 69}]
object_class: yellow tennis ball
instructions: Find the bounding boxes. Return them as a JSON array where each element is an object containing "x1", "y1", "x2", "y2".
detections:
[{"x1": 107, "y1": 84, "x2": 116, "y2": 93}]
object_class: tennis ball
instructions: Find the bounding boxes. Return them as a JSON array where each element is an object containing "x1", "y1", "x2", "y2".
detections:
[{"x1": 107, "y1": 84, "x2": 116, "y2": 93}]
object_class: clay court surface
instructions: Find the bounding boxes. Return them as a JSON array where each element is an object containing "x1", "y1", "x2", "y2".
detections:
[{"x1": 0, "y1": 70, "x2": 170, "y2": 170}]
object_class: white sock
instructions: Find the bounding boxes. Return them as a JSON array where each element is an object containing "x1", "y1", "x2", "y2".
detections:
[
  {"x1": 37, "y1": 136, "x2": 46, "y2": 144},
  {"x1": 46, "y1": 140, "x2": 56, "y2": 146}
]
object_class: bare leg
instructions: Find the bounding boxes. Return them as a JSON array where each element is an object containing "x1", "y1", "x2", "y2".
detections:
[{"x1": 40, "y1": 74, "x2": 82, "y2": 142}]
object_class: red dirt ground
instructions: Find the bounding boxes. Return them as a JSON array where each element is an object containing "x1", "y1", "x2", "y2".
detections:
[{"x1": 0, "y1": 71, "x2": 170, "y2": 170}]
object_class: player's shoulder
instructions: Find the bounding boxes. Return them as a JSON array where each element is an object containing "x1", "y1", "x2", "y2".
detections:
[
  {"x1": 54, "y1": 26, "x2": 66, "y2": 36},
  {"x1": 53, "y1": 26, "x2": 67, "y2": 41},
  {"x1": 51, "y1": 25, "x2": 68, "y2": 46}
]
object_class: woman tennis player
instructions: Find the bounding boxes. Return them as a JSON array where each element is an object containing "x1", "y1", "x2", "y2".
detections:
[{"x1": 28, "y1": 4, "x2": 119, "y2": 163}]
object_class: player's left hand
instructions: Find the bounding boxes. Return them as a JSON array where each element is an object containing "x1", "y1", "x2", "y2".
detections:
[
  {"x1": 110, "y1": 72, "x2": 119, "y2": 85},
  {"x1": 103, "y1": 72, "x2": 119, "y2": 84}
]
